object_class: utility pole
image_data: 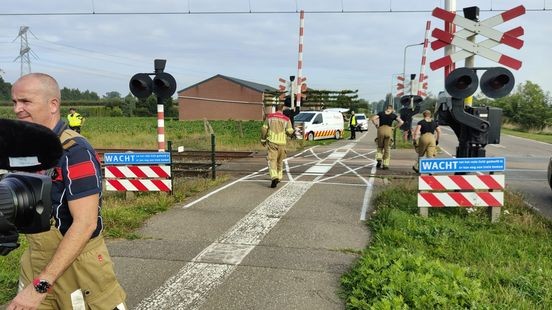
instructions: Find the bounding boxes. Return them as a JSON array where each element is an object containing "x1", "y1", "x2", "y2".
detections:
[{"x1": 14, "y1": 26, "x2": 35, "y2": 76}]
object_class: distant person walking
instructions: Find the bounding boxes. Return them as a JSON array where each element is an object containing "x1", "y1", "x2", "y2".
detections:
[
  {"x1": 349, "y1": 111, "x2": 357, "y2": 140},
  {"x1": 399, "y1": 103, "x2": 421, "y2": 142},
  {"x1": 67, "y1": 107, "x2": 85, "y2": 133},
  {"x1": 261, "y1": 103, "x2": 295, "y2": 188},
  {"x1": 412, "y1": 110, "x2": 441, "y2": 173},
  {"x1": 371, "y1": 105, "x2": 403, "y2": 170}
]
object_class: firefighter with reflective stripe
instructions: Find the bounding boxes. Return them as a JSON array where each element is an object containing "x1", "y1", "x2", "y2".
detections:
[
  {"x1": 412, "y1": 110, "x2": 441, "y2": 173},
  {"x1": 261, "y1": 103, "x2": 295, "y2": 188},
  {"x1": 10, "y1": 73, "x2": 127, "y2": 310},
  {"x1": 371, "y1": 104, "x2": 404, "y2": 170},
  {"x1": 67, "y1": 107, "x2": 84, "y2": 133},
  {"x1": 349, "y1": 110, "x2": 357, "y2": 140}
]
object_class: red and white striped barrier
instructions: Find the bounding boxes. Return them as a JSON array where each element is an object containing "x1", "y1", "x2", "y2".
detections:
[
  {"x1": 105, "y1": 165, "x2": 172, "y2": 192},
  {"x1": 106, "y1": 179, "x2": 171, "y2": 192},
  {"x1": 418, "y1": 192, "x2": 503, "y2": 207},
  {"x1": 418, "y1": 174, "x2": 504, "y2": 191},
  {"x1": 417, "y1": 20, "x2": 431, "y2": 98},
  {"x1": 296, "y1": 10, "x2": 305, "y2": 107},
  {"x1": 417, "y1": 174, "x2": 504, "y2": 208},
  {"x1": 105, "y1": 165, "x2": 170, "y2": 179}
]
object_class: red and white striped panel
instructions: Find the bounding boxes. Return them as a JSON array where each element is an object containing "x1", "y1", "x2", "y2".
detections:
[
  {"x1": 430, "y1": 28, "x2": 522, "y2": 70},
  {"x1": 418, "y1": 192, "x2": 503, "y2": 207},
  {"x1": 106, "y1": 179, "x2": 172, "y2": 192},
  {"x1": 418, "y1": 175, "x2": 505, "y2": 191},
  {"x1": 432, "y1": 7, "x2": 524, "y2": 49},
  {"x1": 105, "y1": 165, "x2": 171, "y2": 178}
]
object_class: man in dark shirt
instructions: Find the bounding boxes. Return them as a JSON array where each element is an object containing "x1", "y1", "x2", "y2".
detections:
[{"x1": 9, "y1": 73, "x2": 126, "y2": 309}]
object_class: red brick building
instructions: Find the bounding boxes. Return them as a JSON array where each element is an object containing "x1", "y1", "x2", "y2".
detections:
[{"x1": 178, "y1": 74, "x2": 277, "y2": 121}]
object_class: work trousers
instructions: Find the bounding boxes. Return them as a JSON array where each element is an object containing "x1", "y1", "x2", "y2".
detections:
[
  {"x1": 266, "y1": 141, "x2": 286, "y2": 180},
  {"x1": 414, "y1": 133, "x2": 437, "y2": 171},
  {"x1": 375, "y1": 125, "x2": 393, "y2": 166},
  {"x1": 19, "y1": 228, "x2": 127, "y2": 310}
]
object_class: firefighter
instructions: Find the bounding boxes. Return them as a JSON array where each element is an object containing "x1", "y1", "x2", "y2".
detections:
[
  {"x1": 261, "y1": 103, "x2": 295, "y2": 188},
  {"x1": 67, "y1": 107, "x2": 85, "y2": 133},
  {"x1": 412, "y1": 110, "x2": 441, "y2": 173},
  {"x1": 371, "y1": 104, "x2": 404, "y2": 170}
]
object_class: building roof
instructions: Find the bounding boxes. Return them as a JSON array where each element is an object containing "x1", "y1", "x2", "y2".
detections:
[{"x1": 178, "y1": 74, "x2": 277, "y2": 93}]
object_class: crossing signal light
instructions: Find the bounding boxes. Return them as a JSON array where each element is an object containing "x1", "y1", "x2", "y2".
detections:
[
  {"x1": 152, "y1": 72, "x2": 177, "y2": 99},
  {"x1": 129, "y1": 73, "x2": 153, "y2": 99},
  {"x1": 480, "y1": 67, "x2": 515, "y2": 98},
  {"x1": 445, "y1": 67, "x2": 479, "y2": 99},
  {"x1": 445, "y1": 67, "x2": 514, "y2": 99},
  {"x1": 400, "y1": 95, "x2": 423, "y2": 106},
  {"x1": 129, "y1": 59, "x2": 177, "y2": 99}
]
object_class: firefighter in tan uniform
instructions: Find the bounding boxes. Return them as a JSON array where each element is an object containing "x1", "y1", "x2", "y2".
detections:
[
  {"x1": 412, "y1": 110, "x2": 441, "y2": 173},
  {"x1": 261, "y1": 103, "x2": 295, "y2": 188},
  {"x1": 371, "y1": 105, "x2": 404, "y2": 170},
  {"x1": 9, "y1": 73, "x2": 126, "y2": 310}
]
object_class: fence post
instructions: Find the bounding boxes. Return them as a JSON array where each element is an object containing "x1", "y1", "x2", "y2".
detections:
[
  {"x1": 211, "y1": 133, "x2": 216, "y2": 180},
  {"x1": 167, "y1": 140, "x2": 173, "y2": 194}
]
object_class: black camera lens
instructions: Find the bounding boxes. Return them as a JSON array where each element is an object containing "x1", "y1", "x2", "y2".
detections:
[{"x1": 0, "y1": 173, "x2": 52, "y2": 234}]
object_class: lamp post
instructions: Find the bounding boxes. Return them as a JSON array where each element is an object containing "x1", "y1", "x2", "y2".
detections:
[{"x1": 402, "y1": 42, "x2": 424, "y2": 94}]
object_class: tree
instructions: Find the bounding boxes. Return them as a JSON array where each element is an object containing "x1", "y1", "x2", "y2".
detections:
[
  {"x1": 494, "y1": 81, "x2": 552, "y2": 130},
  {"x1": 0, "y1": 76, "x2": 11, "y2": 101},
  {"x1": 104, "y1": 91, "x2": 122, "y2": 99}
]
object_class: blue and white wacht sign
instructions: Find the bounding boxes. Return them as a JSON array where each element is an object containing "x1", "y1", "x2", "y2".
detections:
[
  {"x1": 419, "y1": 157, "x2": 506, "y2": 174},
  {"x1": 104, "y1": 152, "x2": 171, "y2": 165}
]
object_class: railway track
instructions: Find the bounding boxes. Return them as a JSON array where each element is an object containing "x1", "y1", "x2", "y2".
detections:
[{"x1": 96, "y1": 149, "x2": 258, "y2": 177}]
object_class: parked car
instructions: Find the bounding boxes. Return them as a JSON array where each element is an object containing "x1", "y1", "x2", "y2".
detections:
[
  {"x1": 355, "y1": 113, "x2": 369, "y2": 132},
  {"x1": 548, "y1": 156, "x2": 552, "y2": 190},
  {"x1": 294, "y1": 110, "x2": 344, "y2": 141}
]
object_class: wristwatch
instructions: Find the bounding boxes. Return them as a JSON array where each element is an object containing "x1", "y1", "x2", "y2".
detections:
[{"x1": 33, "y1": 278, "x2": 52, "y2": 294}]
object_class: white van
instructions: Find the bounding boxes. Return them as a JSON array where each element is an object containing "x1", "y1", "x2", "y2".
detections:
[{"x1": 293, "y1": 110, "x2": 345, "y2": 141}]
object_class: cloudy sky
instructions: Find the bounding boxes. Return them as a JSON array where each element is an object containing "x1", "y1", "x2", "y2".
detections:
[{"x1": 0, "y1": 0, "x2": 550, "y2": 102}]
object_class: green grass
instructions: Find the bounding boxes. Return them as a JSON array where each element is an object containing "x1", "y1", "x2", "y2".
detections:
[
  {"x1": 502, "y1": 128, "x2": 552, "y2": 144},
  {"x1": 341, "y1": 181, "x2": 552, "y2": 309}
]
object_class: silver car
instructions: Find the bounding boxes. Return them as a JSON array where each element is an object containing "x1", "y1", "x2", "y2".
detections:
[{"x1": 355, "y1": 113, "x2": 369, "y2": 132}]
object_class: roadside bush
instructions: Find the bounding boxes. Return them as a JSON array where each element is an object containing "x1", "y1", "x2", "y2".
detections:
[{"x1": 342, "y1": 247, "x2": 485, "y2": 309}]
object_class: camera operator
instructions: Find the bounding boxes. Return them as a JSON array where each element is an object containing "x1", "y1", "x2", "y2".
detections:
[{"x1": 8, "y1": 73, "x2": 126, "y2": 309}]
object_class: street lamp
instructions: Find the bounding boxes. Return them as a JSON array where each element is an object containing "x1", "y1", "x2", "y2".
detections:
[{"x1": 402, "y1": 42, "x2": 424, "y2": 96}]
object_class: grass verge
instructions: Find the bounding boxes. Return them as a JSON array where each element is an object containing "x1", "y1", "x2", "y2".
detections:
[
  {"x1": 341, "y1": 181, "x2": 552, "y2": 308},
  {"x1": 0, "y1": 175, "x2": 229, "y2": 304},
  {"x1": 502, "y1": 128, "x2": 552, "y2": 144}
]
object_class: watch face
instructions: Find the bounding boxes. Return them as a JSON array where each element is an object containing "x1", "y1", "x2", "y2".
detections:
[{"x1": 34, "y1": 279, "x2": 51, "y2": 293}]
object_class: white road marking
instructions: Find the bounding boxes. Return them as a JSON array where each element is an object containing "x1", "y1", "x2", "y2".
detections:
[{"x1": 136, "y1": 145, "x2": 354, "y2": 309}]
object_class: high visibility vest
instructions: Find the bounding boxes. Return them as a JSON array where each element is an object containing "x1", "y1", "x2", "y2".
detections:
[
  {"x1": 350, "y1": 115, "x2": 357, "y2": 126},
  {"x1": 67, "y1": 113, "x2": 83, "y2": 127},
  {"x1": 261, "y1": 112, "x2": 294, "y2": 145}
]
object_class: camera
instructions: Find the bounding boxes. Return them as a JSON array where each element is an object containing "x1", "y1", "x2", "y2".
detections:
[
  {"x1": 0, "y1": 119, "x2": 63, "y2": 255},
  {"x1": 0, "y1": 172, "x2": 52, "y2": 255}
]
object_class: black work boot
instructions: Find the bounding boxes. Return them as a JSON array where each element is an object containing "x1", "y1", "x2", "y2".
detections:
[
  {"x1": 271, "y1": 179, "x2": 278, "y2": 188},
  {"x1": 376, "y1": 160, "x2": 382, "y2": 168}
]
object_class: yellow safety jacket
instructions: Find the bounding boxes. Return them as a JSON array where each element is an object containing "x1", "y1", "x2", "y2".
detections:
[
  {"x1": 350, "y1": 114, "x2": 357, "y2": 126},
  {"x1": 67, "y1": 112, "x2": 83, "y2": 127},
  {"x1": 261, "y1": 111, "x2": 294, "y2": 145}
]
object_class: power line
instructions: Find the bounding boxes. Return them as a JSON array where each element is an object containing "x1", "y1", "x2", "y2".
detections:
[{"x1": 0, "y1": 8, "x2": 550, "y2": 16}]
